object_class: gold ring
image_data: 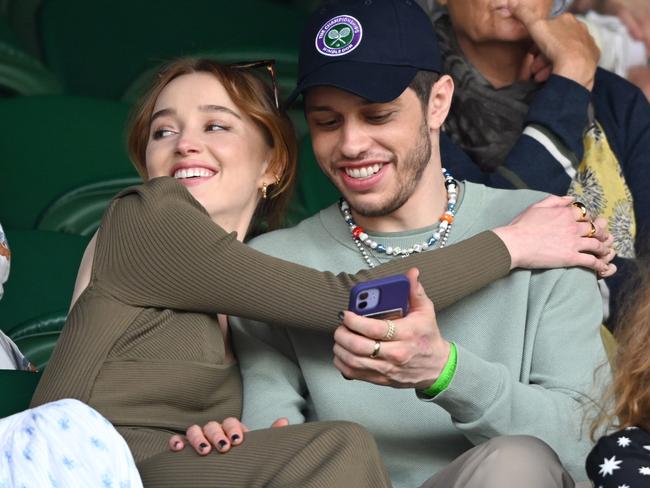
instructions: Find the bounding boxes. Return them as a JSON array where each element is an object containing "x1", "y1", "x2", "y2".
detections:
[
  {"x1": 383, "y1": 320, "x2": 396, "y2": 341},
  {"x1": 585, "y1": 220, "x2": 597, "y2": 238},
  {"x1": 370, "y1": 340, "x2": 381, "y2": 359},
  {"x1": 571, "y1": 201, "x2": 588, "y2": 221}
]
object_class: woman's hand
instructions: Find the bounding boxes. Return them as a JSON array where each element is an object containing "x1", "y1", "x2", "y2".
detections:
[
  {"x1": 492, "y1": 195, "x2": 616, "y2": 276},
  {"x1": 169, "y1": 417, "x2": 289, "y2": 455}
]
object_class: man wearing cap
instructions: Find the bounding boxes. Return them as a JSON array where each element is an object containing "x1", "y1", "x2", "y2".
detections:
[{"x1": 231, "y1": 1, "x2": 607, "y2": 486}]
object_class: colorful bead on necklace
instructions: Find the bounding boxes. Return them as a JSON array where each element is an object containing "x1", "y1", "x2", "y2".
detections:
[{"x1": 339, "y1": 168, "x2": 458, "y2": 268}]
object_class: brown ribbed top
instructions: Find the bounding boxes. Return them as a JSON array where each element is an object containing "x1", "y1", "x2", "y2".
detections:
[{"x1": 31, "y1": 177, "x2": 510, "y2": 450}]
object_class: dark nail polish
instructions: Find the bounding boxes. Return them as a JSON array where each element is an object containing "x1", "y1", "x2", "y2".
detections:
[
  {"x1": 338, "y1": 311, "x2": 345, "y2": 321},
  {"x1": 199, "y1": 442, "x2": 208, "y2": 451},
  {"x1": 231, "y1": 434, "x2": 240, "y2": 442},
  {"x1": 218, "y1": 440, "x2": 228, "y2": 450}
]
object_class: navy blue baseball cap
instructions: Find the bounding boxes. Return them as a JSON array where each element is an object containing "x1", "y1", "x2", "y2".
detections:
[{"x1": 287, "y1": 0, "x2": 442, "y2": 105}]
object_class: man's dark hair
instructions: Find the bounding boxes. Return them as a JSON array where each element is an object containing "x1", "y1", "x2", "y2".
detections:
[{"x1": 409, "y1": 70, "x2": 441, "y2": 111}]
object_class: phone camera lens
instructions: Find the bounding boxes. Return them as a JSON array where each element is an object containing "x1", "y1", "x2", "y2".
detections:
[
  {"x1": 360, "y1": 292, "x2": 369, "y2": 300},
  {"x1": 359, "y1": 301, "x2": 367, "y2": 309}
]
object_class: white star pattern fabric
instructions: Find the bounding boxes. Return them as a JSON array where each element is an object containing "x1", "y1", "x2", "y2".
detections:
[
  {"x1": 0, "y1": 398, "x2": 142, "y2": 487},
  {"x1": 587, "y1": 426, "x2": 650, "y2": 487},
  {"x1": 618, "y1": 437, "x2": 632, "y2": 448},
  {"x1": 600, "y1": 456, "x2": 623, "y2": 476}
]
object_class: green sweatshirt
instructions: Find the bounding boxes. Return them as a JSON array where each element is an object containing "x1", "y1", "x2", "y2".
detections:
[{"x1": 232, "y1": 182, "x2": 609, "y2": 486}]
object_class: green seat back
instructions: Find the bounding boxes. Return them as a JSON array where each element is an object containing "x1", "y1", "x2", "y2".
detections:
[
  {"x1": 288, "y1": 136, "x2": 340, "y2": 224},
  {"x1": 0, "y1": 95, "x2": 137, "y2": 231},
  {"x1": 0, "y1": 14, "x2": 61, "y2": 96},
  {"x1": 1, "y1": 0, "x2": 45, "y2": 59},
  {"x1": 0, "y1": 229, "x2": 88, "y2": 333},
  {"x1": 39, "y1": 0, "x2": 306, "y2": 99},
  {"x1": 7, "y1": 311, "x2": 65, "y2": 369},
  {"x1": 0, "y1": 370, "x2": 41, "y2": 418},
  {"x1": 12, "y1": 330, "x2": 60, "y2": 370},
  {"x1": 37, "y1": 177, "x2": 142, "y2": 236},
  {"x1": 122, "y1": 49, "x2": 299, "y2": 104}
]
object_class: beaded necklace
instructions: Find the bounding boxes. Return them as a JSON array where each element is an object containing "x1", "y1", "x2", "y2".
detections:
[{"x1": 339, "y1": 169, "x2": 458, "y2": 268}]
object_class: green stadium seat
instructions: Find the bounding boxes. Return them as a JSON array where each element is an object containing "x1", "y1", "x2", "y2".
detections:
[
  {"x1": 0, "y1": 229, "x2": 88, "y2": 334},
  {"x1": 38, "y1": 0, "x2": 306, "y2": 100},
  {"x1": 0, "y1": 370, "x2": 41, "y2": 418},
  {"x1": 288, "y1": 135, "x2": 340, "y2": 224},
  {"x1": 11, "y1": 327, "x2": 60, "y2": 370},
  {"x1": 122, "y1": 48, "x2": 299, "y2": 104},
  {"x1": 37, "y1": 177, "x2": 141, "y2": 236},
  {"x1": 0, "y1": 14, "x2": 61, "y2": 96},
  {"x1": 1, "y1": 0, "x2": 45, "y2": 59},
  {"x1": 6, "y1": 311, "x2": 64, "y2": 370},
  {"x1": 0, "y1": 95, "x2": 138, "y2": 232}
]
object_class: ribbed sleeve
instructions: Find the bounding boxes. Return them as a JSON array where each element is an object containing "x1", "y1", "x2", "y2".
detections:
[{"x1": 96, "y1": 177, "x2": 511, "y2": 333}]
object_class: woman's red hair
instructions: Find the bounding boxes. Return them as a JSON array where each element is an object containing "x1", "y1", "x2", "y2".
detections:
[{"x1": 127, "y1": 58, "x2": 297, "y2": 235}]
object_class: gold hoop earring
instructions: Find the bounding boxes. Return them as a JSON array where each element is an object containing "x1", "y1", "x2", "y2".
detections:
[{"x1": 261, "y1": 183, "x2": 268, "y2": 200}]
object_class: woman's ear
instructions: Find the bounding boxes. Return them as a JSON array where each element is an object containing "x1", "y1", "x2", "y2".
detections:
[
  {"x1": 259, "y1": 153, "x2": 281, "y2": 193},
  {"x1": 426, "y1": 75, "x2": 454, "y2": 131}
]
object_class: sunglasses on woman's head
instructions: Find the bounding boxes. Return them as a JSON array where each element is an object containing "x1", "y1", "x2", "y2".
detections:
[{"x1": 229, "y1": 59, "x2": 280, "y2": 110}]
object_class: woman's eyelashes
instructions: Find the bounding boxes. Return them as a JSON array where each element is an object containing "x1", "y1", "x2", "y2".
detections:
[
  {"x1": 150, "y1": 122, "x2": 231, "y2": 141},
  {"x1": 151, "y1": 127, "x2": 176, "y2": 140},
  {"x1": 205, "y1": 122, "x2": 230, "y2": 132}
]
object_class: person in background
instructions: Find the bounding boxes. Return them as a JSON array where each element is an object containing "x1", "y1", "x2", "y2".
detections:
[
  {"x1": 0, "y1": 222, "x2": 9, "y2": 301},
  {"x1": 570, "y1": 0, "x2": 650, "y2": 52},
  {"x1": 586, "y1": 255, "x2": 650, "y2": 487},
  {"x1": 419, "y1": 0, "x2": 650, "y2": 99},
  {"x1": 420, "y1": 0, "x2": 649, "y2": 328},
  {"x1": 0, "y1": 222, "x2": 32, "y2": 371},
  {"x1": 569, "y1": 0, "x2": 650, "y2": 100}
]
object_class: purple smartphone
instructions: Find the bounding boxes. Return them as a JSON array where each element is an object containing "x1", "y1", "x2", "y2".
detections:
[{"x1": 348, "y1": 275, "x2": 410, "y2": 319}]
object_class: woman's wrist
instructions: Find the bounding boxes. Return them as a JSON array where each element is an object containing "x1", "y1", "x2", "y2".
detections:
[{"x1": 491, "y1": 226, "x2": 518, "y2": 270}]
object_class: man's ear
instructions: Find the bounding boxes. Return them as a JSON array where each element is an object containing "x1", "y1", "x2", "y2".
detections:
[{"x1": 426, "y1": 75, "x2": 454, "y2": 131}]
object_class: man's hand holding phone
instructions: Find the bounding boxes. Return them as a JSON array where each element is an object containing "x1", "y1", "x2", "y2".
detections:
[{"x1": 333, "y1": 268, "x2": 451, "y2": 391}]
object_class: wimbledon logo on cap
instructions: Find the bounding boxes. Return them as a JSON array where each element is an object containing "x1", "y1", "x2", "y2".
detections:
[{"x1": 315, "y1": 15, "x2": 363, "y2": 57}]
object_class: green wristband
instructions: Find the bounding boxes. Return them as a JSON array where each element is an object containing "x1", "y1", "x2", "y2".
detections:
[{"x1": 420, "y1": 342, "x2": 457, "y2": 398}]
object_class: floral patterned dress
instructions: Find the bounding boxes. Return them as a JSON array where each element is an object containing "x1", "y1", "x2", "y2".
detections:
[{"x1": 0, "y1": 399, "x2": 142, "y2": 487}]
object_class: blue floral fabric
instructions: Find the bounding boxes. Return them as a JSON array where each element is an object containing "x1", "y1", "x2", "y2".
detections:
[{"x1": 0, "y1": 399, "x2": 142, "y2": 487}]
